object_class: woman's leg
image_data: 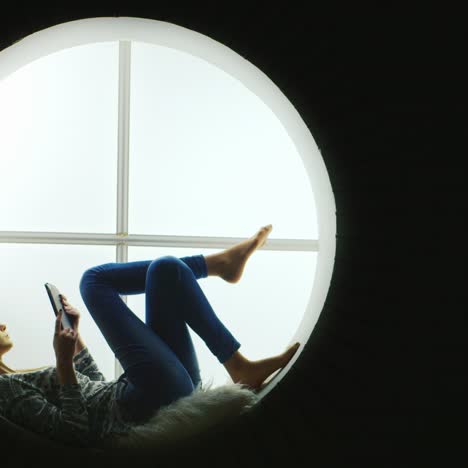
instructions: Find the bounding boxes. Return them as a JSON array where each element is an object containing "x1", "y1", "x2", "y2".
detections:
[
  {"x1": 79, "y1": 260, "x2": 195, "y2": 422},
  {"x1": 145, "y1": 255, "x2": 242, "y2": 389},
  {"x1": 78, "y1": 254, "x2": 241, "y2": 421}
]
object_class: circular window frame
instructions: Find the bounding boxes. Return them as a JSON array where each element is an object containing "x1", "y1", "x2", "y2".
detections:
[{"x1": 0, "y1": 16, "x2": 336, "y2": 399}]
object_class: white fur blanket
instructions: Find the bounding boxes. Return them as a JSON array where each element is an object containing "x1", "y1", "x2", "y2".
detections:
[{"x1": 99, "y1": 380, "x2": 259, "y2": 450}]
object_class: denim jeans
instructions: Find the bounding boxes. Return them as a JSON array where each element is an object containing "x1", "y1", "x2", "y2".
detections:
[{"x1": 79, "y1": 254, "x2": 241, "y2": 424}]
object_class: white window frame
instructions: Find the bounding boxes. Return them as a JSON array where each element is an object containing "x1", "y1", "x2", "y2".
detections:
[{"x1": 0, "y1": 18, "x2": 335, "y2": 398}]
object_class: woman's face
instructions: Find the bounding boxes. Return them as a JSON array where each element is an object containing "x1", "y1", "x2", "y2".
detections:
[{"x1": 0, "y1": 323, "x2": 13, "y2": 351}]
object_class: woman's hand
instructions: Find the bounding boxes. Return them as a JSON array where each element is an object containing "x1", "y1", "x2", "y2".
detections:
[
  {"x1": 59, "y1": 294, "x2": 86, "y2": 356},
  {"x1": 53, "y1": 311, "x2": 79, "y2": 363},
  {"x1": 59, "y1": 294, "x2": 80, "y2": 334}
]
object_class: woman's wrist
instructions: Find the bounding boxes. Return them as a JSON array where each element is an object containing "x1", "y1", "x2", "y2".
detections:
[
  {"x1": 74, "y1": 335, "x2": 86, "y2": 356},
  {"x1": 56, "y1": 357, "x2": 74, "y2": 367},
  {"x1": 56, "y1": 359, "x2": 78, "y2": 385}
]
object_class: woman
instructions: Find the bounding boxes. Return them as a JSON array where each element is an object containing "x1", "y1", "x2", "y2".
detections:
[{"x1": 0, "y1": 224, "x2": 301, "y2": 447}]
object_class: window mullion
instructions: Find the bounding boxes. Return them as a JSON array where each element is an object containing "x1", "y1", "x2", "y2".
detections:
[
  {"x1": 114, "y1": 40, "x2": 131, "y2": 379},
  {"x1": 116, "y1": 40, "x2": 131, "y2": 239}
]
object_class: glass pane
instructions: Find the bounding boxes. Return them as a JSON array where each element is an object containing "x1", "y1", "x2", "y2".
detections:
[
  {"x1": 0, "y1": 42, "x2": 118, "y2": 233},
  {"x1": 0, "y1": 244, "x2": 116, "y2": 381},
  {"x1": 127, "y1": 246, "x2": 316, "y2": 388},
  {"x1": 129, "y1": 42, "x2": 318, "y2": 240}
]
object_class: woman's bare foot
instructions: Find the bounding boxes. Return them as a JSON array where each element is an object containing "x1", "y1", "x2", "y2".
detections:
[
  {"x1": 225, "y1": 342, "x2": 301, "y2": 392},
  {"x1": 218, "y1": 224, "x2": 273, "y2": 284}
]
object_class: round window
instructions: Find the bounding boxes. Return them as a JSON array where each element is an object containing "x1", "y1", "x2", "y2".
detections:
[{"x1": 0, "y1": 17, "x2": 336, "y2": 397}]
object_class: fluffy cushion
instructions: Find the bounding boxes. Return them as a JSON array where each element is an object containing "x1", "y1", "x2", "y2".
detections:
[{"x1": 99, "y1": 380, "x2": 259, "y2": 450}]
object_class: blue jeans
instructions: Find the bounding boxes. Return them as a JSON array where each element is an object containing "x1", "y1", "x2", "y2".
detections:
[{"x1": 79, "y1": 254, "x2": 241, "y2": 424}]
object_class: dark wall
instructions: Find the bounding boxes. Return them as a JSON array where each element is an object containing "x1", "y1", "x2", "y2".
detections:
[{"x1": 0, "y1": 6, "x2": 464, "y2": 468}]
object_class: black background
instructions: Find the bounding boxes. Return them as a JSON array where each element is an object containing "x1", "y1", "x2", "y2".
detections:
[{"x1": 0, "y1": 5, "x2": 465, "y2": 468}]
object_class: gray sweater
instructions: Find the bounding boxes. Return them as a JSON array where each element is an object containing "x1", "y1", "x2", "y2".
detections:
[{"x1": 0, "y1": 346, "x2": 135, "y2": 447}]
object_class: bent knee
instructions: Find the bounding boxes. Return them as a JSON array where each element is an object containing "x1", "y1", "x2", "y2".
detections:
[
  {"x1": 79, "y1": 266, "x2": 105, "y2": 296},
  {"x1": 148, "y1": 256, "x2": 181, "y2": 281}
]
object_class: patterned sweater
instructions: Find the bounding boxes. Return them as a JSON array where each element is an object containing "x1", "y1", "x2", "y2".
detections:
[{"x1": 0, "y1": 346, "x2": 135, "y2": 447}]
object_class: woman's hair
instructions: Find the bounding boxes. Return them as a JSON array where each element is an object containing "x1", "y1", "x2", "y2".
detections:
[{"x1": 0, "y1": 361, "x2": 50, "y2": 375}]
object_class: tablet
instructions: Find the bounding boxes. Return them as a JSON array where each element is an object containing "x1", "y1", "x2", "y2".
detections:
[{"x1": 44, "y1": 282, "x2": 73, "y2": 330}]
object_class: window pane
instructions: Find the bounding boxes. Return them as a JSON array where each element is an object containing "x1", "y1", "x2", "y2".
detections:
[
  {"x1": 0, "y1": 42, "x2": 118, "y2": 233},
  {"x1": 129, "y1": 42, "x2": 318, "y2": 240},
  {"x1": 127, "y1": 246, "x2": 316, "y2": 388},
  {"x1": 0, "y1": 244, "x2": 116, "y2": 380}
]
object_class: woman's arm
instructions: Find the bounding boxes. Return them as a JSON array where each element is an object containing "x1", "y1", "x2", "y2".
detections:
[
  {"x1": 72, "y1": 345, "x2": 106, "y2": 382},
  {"x1": 7, "y1": 380, "x2": 91, "y2": 447},
  {"x1": 74, "y1": 335, "x2": 86, "y2": 358},
  {"x1": 56, "y1": 358, "x2": 78, "y2": 385}
]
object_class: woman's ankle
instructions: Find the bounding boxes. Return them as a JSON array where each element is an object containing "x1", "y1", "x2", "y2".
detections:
[
  {"x1": 204, "y1": 253, "x2": 228, "y2": 277},
  {"x1": 223, "y1": 350, "x2": 249, "y2": 382}
]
